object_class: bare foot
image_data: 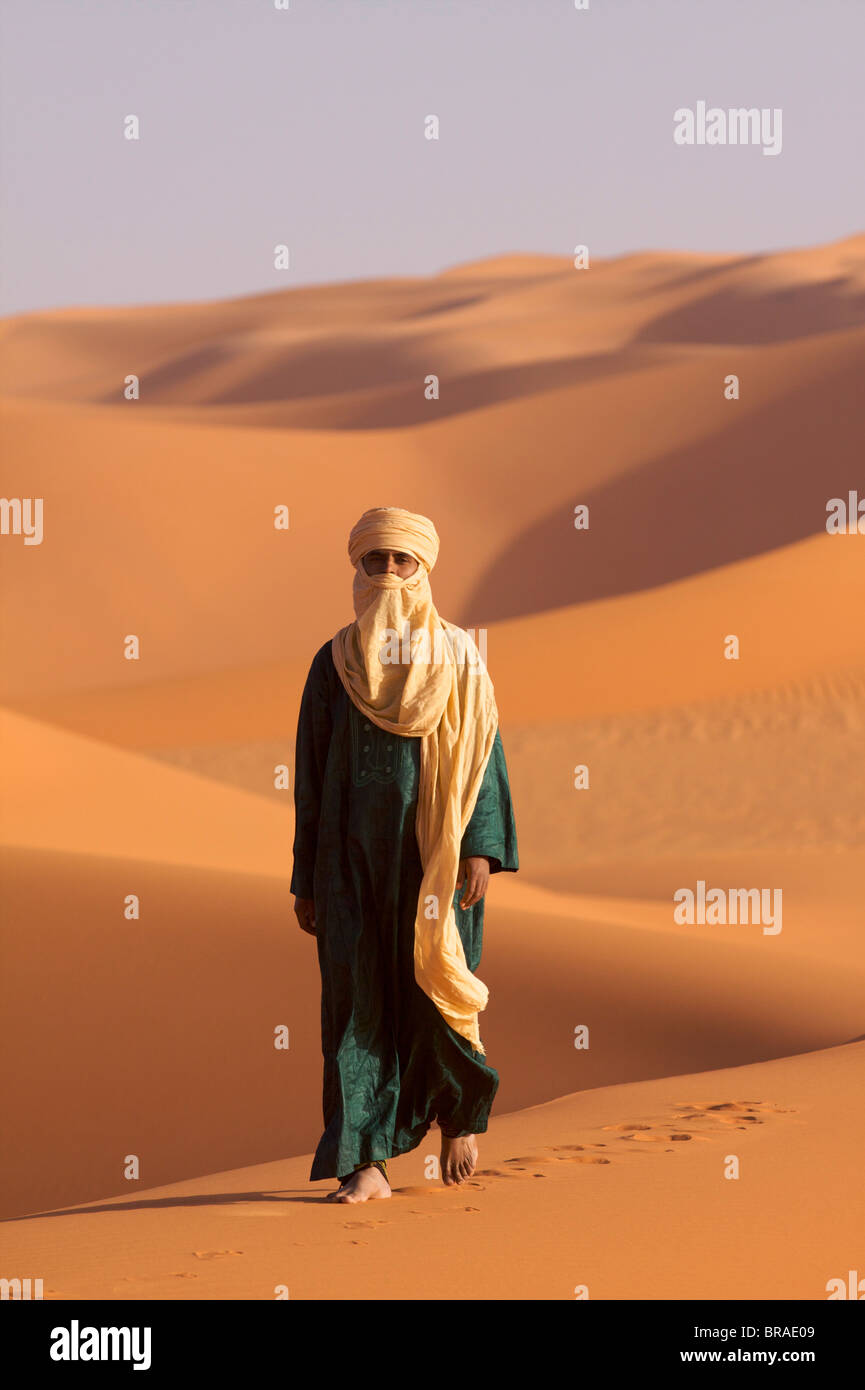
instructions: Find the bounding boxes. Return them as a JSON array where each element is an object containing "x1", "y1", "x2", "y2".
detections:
[
  {"x1": 440, "y1": 1132, "x2": 478, "y2": 1186},
  {"x1": 325, "y1": 1164, "x2": 391, "y2": 1204}
]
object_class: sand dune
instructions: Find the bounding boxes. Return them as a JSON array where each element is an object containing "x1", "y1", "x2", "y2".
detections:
[
  {"x1": 3, "y1": 235, "x2": 864, "y2": 405},
  {"x1": 4, "y1": 237, "x2": 865, "y2": 704},
  {"x1": 0, "y1": 708, "x2": 286, "y2": 873},
  {"x1": 2, "y1": 235, "x2": 863, "y2": 1294},
  {"x1": 4, "y1": 525, "x2": 864, "y2": 742},
  {"x1": 3, "y1": 1041, "x2": 862, "y2": 1300},
  {"x1": 1, "y1": 829, "x2": 861, "y2": 1220}
]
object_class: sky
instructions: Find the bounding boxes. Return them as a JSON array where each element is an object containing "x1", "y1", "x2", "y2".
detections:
[{"x1": 1, "y1": 0, "x2": 863, "y2": 315}]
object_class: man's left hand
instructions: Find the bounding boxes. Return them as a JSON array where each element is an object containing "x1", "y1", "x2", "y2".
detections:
[{"x1": 456, "y1": 856, "x2": 490, "y2": 909}]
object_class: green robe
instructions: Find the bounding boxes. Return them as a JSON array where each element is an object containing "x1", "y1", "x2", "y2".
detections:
[{"x1": 291, "y1": 639, "x2": 519, "y2": 1181}]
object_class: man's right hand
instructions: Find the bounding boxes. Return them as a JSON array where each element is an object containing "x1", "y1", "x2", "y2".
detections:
[{"x1": 294, "y1": 896, "x2": 317, "y2": 935}]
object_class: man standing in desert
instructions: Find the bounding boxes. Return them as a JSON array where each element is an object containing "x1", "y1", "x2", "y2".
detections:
[{"x1": 291, "y1": 506, "x2": 518, "y2": 1204}]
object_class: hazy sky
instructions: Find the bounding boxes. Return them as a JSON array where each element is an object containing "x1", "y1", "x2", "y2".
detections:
[{"x1": 1, "y1": 0, "x2": 863, "y2": 315}]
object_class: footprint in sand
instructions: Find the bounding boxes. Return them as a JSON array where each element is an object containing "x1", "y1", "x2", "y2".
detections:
[
  {"x1": 400, "y1": 1100, "x2": 801, "y2": 1223},
  {"x1": 601, "y1": 1099, "x2": 797, "y2": 1147},
  {"x1": 192, "y1": 1249, "x2": 244, "y2": 1260},
  {"x1": 343, "y1": 1218, "x2": 389, "y2": 1229},
  {"x1": 671, "y1": 1100, "x2": 798, "y2": 1131},
  {"x1": 502, "y1": 1157, "x2": 549, "y2": 1176},
  {"x1": 601, "y1": 1122, "x2": 709, "y2": 1145},
  {"x1": 550, "y1": 1150, "x2": 612, "y2": 1164},
  {"x1": 484, "y1": 1099, "x2": 796, "y2": 1181},
  {"x1": 479, "y1": 1151, "x2": 609, "y2": 1170},
  {"x1": 397, "y1": 1100, "x2": 795, "y2": 1215}
]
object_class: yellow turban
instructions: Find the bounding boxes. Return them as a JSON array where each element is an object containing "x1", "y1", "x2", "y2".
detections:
[{"x1": 331, "y1": 506, "x2": 499, "y2": 1054}]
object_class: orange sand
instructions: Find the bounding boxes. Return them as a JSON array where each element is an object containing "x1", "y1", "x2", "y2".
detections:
[{"x1": 1, "y1": 235, "x2": 863, "y2": 1297}]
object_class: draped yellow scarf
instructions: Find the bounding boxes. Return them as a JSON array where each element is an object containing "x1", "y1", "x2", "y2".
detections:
[{"x1": 330, "y1": 506, "x2": 499, "y2": 1054}]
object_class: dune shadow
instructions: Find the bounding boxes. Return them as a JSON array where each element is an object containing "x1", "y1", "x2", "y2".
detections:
[
  {"x1": 638, "y1": 276, "x2": 865, "y2": 345},
  {"x1": 107, "y1": 344, "x2": 660, "y2": 427},
  {"x1": 624, "y1": 255, "x2": 766, "y2": 301},
  {"x1": 458, "y1": 344, "x2": 865, "y2": 623},
  {"x1": 307, "y1": 349, "x2": 663, "y2": 429},
  {"x1": 400, "y1": 293, "x2": 488, "y2": 319},
  {"x1": 2, "y1": 1189, "x2": 326, "y2": 1223}
]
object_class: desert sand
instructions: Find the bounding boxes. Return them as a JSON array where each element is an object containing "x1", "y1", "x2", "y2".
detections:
[
  {"x1": 3, "y1": 1043, "x2": 863, "y2": 1301},
  {"x1": 1, "y1": 235, "x2": 864, "y2": 1298}
]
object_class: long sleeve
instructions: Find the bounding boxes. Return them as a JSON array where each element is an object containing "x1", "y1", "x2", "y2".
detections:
[
  {"x1": 290, "y1": 645, "x2": 333, "y2": 898},
  {"x1": 459, "y1": 726, "x2": 519, "y2": 875}
]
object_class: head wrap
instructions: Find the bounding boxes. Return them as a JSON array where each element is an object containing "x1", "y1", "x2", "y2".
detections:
[
  {"x1": 347, "y1": 506, "x2": 439, "y2": 573},
  {"x1": 331, "y1": 506, "x2": 499, "y2": 1053}
]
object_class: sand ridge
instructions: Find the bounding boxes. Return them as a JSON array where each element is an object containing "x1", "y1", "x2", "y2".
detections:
[{"x1": 2, "y1": 236, "x2": 863, "y2": 1296}]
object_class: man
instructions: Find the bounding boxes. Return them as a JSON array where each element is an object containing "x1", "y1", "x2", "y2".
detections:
[{"x1": 291, "y1": 506, "x2": 518, "y2": 1204}]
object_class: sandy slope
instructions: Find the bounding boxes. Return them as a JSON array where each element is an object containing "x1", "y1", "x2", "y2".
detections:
[
  {"x1": 3, "y1": 1041, "x2": 862, "y2": 1301},
  {"x1": 3, "y1": 237, "x2": 865, "y2": 702},
  {"x1": 1, "y1": 823, "x2": 862, "y2": 1220},
  {"x1": 2, "y1": 236, "x2": 863, "y2": 1292}
]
